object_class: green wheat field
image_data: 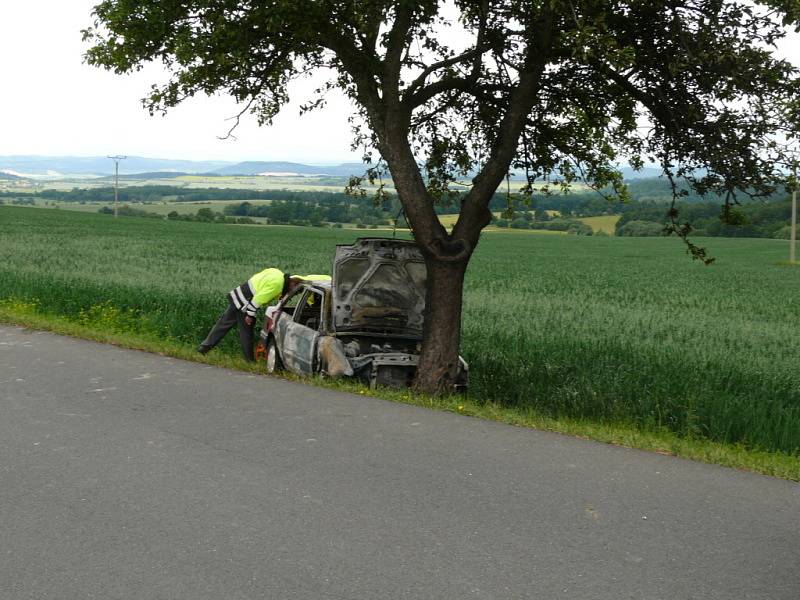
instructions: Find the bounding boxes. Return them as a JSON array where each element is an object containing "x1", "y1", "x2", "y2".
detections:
[{"x1": 2, "y1": 205, "x2": 799, "y2": 456}]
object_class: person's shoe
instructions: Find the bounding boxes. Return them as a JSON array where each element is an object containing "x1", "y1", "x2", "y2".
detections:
[{"x1": 197, "y1": 344, "x2": 212, "y2": 355}]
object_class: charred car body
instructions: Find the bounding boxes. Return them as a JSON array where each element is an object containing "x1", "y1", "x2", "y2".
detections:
[{"x1": 257, "y1": 238, "x2": 468, "y2": 391}]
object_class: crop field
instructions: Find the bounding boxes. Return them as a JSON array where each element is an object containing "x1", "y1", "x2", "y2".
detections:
[
  {"x1": 2, "y1": 205, "x2": 799, "y2": 457},
  {"x1": 578, "y1": 215, "x2": 620, "y2": 234}
]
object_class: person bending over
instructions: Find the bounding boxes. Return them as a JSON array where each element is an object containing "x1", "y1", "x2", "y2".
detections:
[{"x1": 198, "y1": 268, "x2": 328, "y2": 361}]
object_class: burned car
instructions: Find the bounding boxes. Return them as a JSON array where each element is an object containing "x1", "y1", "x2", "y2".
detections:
[{"x1": 256, "y1": 238, "x2": 468, "y2": 391}]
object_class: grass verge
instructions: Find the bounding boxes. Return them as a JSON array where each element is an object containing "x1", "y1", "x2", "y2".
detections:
[{"x1": 2, "y1": 305, "x2": 798, "y2": 482}]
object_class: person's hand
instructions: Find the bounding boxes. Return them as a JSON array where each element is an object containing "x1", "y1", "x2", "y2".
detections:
[{"x1": 244, "y1": 315, "x2": 255, "y2": 327}]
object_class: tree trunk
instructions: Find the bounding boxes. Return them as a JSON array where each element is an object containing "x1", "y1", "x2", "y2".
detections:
[{"x1": 413, "y1": 256, "x2": 469, "y2": 395}]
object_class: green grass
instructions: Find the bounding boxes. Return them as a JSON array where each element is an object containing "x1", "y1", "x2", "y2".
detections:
[{"x1": 1, "y1": 205, "x2": 799, "y2": 474}]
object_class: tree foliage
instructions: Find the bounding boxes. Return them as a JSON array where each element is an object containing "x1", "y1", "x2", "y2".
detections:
[
  {"x1": 617, "y1": 197, "x2": 796, "y2": 238},
  {"x1": 84, "y1": 2, "x2": 800, "y2": 209},
  {"x1": 84, "y1": 0, "x2": 800, "y2": 392}
]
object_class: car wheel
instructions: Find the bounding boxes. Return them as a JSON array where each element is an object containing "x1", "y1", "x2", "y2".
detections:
[{"x1": 266, "y1": 338, "x2": 283, "y2": 374}]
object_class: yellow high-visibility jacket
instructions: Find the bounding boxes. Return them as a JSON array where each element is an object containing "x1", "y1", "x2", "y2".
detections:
[{"x1": 229, "y1": 269, "x2": 330, "y2": 317}]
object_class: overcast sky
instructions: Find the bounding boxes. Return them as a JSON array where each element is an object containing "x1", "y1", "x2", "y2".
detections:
[
  {"x1": 2, "y1": 2, "x2": 800, "y2": 164},
  {"x1": 0, "y1": 0, "x2": 360, "y2": 163}
]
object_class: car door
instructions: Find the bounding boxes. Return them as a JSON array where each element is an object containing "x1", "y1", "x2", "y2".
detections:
[{"x1": 276, "y1": 287, "x2": 320, "y2": 375}]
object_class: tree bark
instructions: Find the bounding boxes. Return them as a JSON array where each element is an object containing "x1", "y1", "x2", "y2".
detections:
[
  {"x1": 413, "y1": 255, "x2": 470, "y2": 395},
  {"x1": 375, "y1": 4, "x2": 555, "y2": 395}
]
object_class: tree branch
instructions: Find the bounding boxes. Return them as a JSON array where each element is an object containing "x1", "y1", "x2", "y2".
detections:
[
  {"x1": 599, "y1": 65, "x2": 679, "y2": 135},
  {"x1": 404, "y1": 46, "x2": 489, "y2": 100},
  {"x1": 218, "y1": 96, "x2": 258, "y2": 140},
  {"x1": 404, "y1": 2, "x2": 490, "y2": 109},
  {"x1": 453, "y1": 7, "x2": 557, "y2": 240},
  {"x1": 318, "y1": 28, "x2": 386, "y2": 128},
  {"x1": 405, "y1": 75, "x2": 484, "y2": 108},
  {"x1": 383, "y1": 4, "x2": 415, "y2": 102}
]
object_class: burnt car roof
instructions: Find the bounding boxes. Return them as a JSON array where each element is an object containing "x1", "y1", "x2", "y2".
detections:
[{"x1": 301, "y1": 280, "x2": 331, "y2": 292}]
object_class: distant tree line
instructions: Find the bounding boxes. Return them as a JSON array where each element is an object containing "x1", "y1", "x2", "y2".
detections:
[
  {"x1": 2, "y1": 178, "x2": 710, "y2": 215},
  {"x1": 0, "y1": 197, "x2": 36, "y2": 206},
  {"x1": 491, "y1": 209, "x2": 594, "y2": 235},
  {"x1": 97, "y1": 205, "x2": 260, "y2": 224},
  {"x1": 3, "y1": 176, "x2": 787, "y2": 208},
  {"x1": 222, "y1": 199, "x2": 395, "y2": 226},
  {"x1": 615, "y1": 198, "x2": 794, "y2": 238},
  {"x1": 34, "y1": 186, "x2": 368, "y2": 205},
  {"x1": 96, "y1": 204, "x2": 391, "y2": 229},
  {"x1": 6, "y1": 180, "x2": 794, "y2": 239}
]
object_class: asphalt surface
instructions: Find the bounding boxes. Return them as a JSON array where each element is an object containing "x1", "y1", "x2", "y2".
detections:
[{"x1": 0, "y1": 324, "x2": 798, "y2": 600}]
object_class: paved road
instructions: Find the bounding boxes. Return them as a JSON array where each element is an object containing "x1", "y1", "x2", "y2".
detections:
[{"x1": 1, "y1": 325, "x2": 798, "y2": 600}]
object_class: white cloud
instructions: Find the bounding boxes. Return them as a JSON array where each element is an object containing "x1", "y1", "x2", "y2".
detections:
[{"x1": 0, "y1": 0, "x2": 360, "y2": 163}]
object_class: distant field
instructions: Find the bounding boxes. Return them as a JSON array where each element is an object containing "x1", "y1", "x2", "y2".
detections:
[
  {"x1": 32, "y1": 199, "x2": 275, "y2": 216},
  {"x1": 0, "y1": 173, "x2": 378, "y2": 193},
  {"x1": 448, "y1": 180, "x2": 591, "y2": 193},
  {"x1": 578, "y1": 215, "x2": 621, "y2": 234},
  {"x1": 28, "y1": 199, "x2": 569, "y2": 233},
  {"x1": 173, "y1": 175, "x2": 357, "y2": 192},
  {"x1": 19, "y1": 200, "x2": 396, "y2": 230},
  {"x1": 3, "y1": 173, "x2": 593, "y2": 195},
  {"x1": 8, "y1": 173, "x2": 373, "y2": 193},
  {"x1": 2, "y1": 205, "x2": 799, "y2": 458}
]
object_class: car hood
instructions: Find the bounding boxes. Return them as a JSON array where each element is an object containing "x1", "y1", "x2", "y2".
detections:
[{"x1": 331, "y1": 238, "x2": 427, "y2": 337}]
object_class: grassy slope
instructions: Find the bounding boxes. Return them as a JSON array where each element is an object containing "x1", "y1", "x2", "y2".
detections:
[{"x1": 1, "y1": 205, "x2": 798, "y2": 478}]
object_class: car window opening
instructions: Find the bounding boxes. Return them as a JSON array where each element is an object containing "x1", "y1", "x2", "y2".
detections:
[{"x1": 295, "y1": 289, "x2": 323, "y2": 330}]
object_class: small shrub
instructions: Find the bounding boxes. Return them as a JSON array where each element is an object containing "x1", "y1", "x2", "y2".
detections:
[
  {"x1": 567, "y1": 222, "x2": 593, "y2": 236},
  {"x1": 617, "y1": 220, "x2": 664, "y2": 237},
  {"x1": 510, "y1": 217, "x2": 530, "y2": 229}
]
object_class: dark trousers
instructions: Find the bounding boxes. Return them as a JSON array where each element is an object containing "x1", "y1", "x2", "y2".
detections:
[{"x1": 201, "y1": 299, "x2": 255, "y2": 361}]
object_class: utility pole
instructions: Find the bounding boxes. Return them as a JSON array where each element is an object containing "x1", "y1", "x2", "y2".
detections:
[
  {"x1": 107, "y1": 155, "x2": 126, "y2": 217},
  {"x1": 792, "y1": 161, "x2": 797, "y2": 264}
]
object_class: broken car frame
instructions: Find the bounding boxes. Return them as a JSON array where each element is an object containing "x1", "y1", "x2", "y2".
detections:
[{"x1": 257, "y1": 238, "x2": 468, "y2": 391}]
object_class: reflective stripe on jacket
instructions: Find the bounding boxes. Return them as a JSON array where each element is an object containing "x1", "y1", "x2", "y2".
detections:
[
  {"x1": 228, "y1": 268, "x2": 285, "y2": 317},
  {"x1": 228, "y1": 271, "x2": 331, "y2": 317}
]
